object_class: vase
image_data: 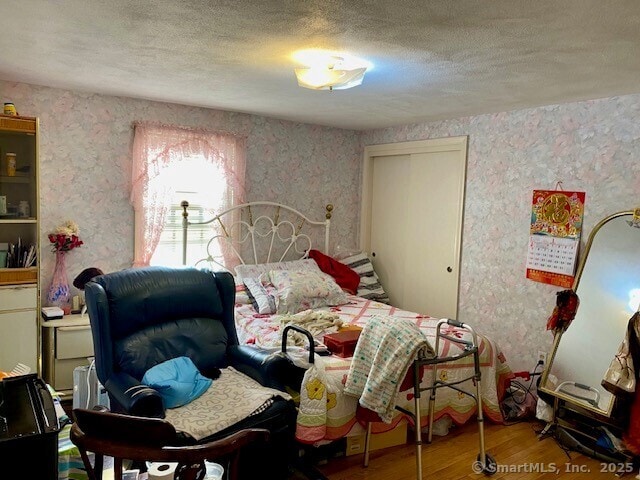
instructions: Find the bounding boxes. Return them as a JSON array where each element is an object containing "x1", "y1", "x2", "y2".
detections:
[{"x1": 47, "y1": 250, "x2": 71, "y2": 312}]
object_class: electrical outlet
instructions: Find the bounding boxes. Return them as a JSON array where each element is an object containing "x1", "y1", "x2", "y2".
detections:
[{"x1": 537, "y1": 351, "x2": 547, "y2": 365}]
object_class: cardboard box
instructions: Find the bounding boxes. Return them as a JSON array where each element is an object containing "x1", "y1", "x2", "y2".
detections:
[
  {"x1": 345, "y1": 420, "x2": 408, "y2": 456},
  {"x1": 324, "y1": 328, "x2": 362, "y2": 358}
]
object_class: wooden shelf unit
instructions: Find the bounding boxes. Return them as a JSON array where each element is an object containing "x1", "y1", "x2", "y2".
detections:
[{"x1": 0, "y1": 114, "x2": 40, "y2": 375}]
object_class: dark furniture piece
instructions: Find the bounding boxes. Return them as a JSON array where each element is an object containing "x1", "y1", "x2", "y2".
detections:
[
  {"x1": 84, "y1": 266, "x2": 296, "y2": 479},
  {"x1": 0, "y1": 374, "x2": 61, "y2": 480},
  {"x1": 71, "y1": 407, "x2": 269, "y2": 480}
]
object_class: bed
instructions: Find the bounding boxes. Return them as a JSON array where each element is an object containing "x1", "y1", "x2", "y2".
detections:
[{"x1": 180, "y1": 200, "x2": 513, "y2": 447}]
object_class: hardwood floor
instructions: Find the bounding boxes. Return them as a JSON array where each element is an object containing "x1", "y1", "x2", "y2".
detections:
[
  {"x1": 63, "y1": 396, "x2": 633, "y2": 479},
  {"x1": 313, "y1": 420, "x2": 637, "y2": 479}
]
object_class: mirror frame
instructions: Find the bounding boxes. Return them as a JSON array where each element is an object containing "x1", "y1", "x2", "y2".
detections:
[{"x1": 539, "y1": 209, "x2": 636, "y2": 417}]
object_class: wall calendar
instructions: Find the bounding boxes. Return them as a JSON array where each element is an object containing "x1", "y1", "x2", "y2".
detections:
[{"x1": 526, "y1": 189, "x2": 585, "y2": 288}]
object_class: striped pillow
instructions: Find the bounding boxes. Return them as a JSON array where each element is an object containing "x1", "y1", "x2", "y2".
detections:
[
  {"x1": 243, "y1": 278, "x2": 277, "y2": 314},
  {"x1": 338, "y1": 252, "x2": 390, "y2": 304}
]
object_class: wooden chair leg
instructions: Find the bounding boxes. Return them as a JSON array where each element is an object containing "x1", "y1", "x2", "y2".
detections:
[
  {"x1": 114, "y1": 458, "x2": 123, "y2": 480},
  {"x1": 228, "y1": 452, "x2": 241, "y2": 480},
  {"x1": 94, "y1": 453, "x2": 104, "y2": 480},
  {"x1": 78, "y1": 449, "x2": 99, "y2": 480}
]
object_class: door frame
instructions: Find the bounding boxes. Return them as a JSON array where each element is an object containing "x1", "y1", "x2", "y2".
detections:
[{"x1": 360, "y1": 136, "x2": 469, "y2": 252}]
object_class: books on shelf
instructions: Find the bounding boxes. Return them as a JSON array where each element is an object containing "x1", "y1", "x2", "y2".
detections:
[{"x1": 6, "y1": 237, "x2": 36, "y2": 268}]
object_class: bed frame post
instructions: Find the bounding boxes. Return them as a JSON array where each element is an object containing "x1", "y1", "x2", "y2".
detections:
[
  {"x1": 325, "y1": 204, "x2": 333, "y2": 254},
  {"x1": 181, "y1": 200, "x2": 189, "y2": 266}
]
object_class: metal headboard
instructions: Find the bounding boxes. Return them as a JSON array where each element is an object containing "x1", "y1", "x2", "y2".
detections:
[{"x1": 181, "y1": 201, "x2": 333, "y2": 271}]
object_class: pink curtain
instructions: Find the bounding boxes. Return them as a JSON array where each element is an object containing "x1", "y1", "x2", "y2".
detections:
[{"x1": 130, "y1": 122, "x2": 246, "y2": 267}]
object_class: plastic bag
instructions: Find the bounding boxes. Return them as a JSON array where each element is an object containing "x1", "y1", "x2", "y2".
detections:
[{"x1": 601, "y1": 311, "x2": 639, "y2": 396}]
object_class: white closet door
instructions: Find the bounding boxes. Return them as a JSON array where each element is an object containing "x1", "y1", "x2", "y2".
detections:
[
  {"x1": 370, "y1": 154, "x2": 410, "y2": 308},
  {"x1": 363, "y1": 138, "x2": 467, "y2": 319}
]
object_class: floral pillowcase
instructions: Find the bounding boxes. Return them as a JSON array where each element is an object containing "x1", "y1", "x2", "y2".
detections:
[
  {"x1": 234, "y1": 259, "x2": 321, "y2": 283},
  {"x1": 269, "y1": 269, "x2": 349, "y2": 314}
]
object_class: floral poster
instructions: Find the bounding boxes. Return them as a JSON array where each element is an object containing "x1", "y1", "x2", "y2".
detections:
[{"x1": 525, "y1": 190, "x2": 585, "y2": 288}]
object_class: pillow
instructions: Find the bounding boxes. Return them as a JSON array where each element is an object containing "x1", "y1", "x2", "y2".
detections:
[
  {"x1": 308, "y1": 249, "x2": 360, "y2": 295},
  {"x1": 234, "y1": 258, "x2": 321, "y2": 282},
  {"x1": 142, "y1": 356, "x2": 212, "y2": 409},
  {"x1": 235, "y1": 282, "x2": 252, "y2": 305},
  {"x1": 269, "y1": 269, "x2": 349, "y2": 314},
  {"x1": 338, "y1": 252, "x2": 390, "y2": 304},
  {"x1": 244, "y1": 277, "x2": 277, "y2": 314}
]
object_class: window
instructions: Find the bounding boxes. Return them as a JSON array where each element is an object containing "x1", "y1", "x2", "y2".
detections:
[
  {"x1": 131, "y1": 123, "x2": 245, "y2": 268},
  {"x1": 149, "y1": 159, "x2": 226, "y2": 267}
]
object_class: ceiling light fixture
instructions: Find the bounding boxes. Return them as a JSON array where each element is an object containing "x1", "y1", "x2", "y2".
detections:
[{"x1": 294, "y1": 52, "x2": 368, "y2": 91}]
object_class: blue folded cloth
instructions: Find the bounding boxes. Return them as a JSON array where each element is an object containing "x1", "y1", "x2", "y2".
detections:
[{"x1": 142, "y1": 356, "x2": 212, "y2": 409}]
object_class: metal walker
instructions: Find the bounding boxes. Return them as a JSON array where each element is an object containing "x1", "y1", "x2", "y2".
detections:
[{"x1": 361, "y1": 318, "x2": 497, "y2": 478}]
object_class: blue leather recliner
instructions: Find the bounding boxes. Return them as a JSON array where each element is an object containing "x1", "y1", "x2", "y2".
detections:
[{"x1": 84, "y1": 266, "x2": 297, "y2": 479}]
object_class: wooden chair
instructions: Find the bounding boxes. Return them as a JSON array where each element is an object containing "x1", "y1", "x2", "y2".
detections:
[{"x1": 70, "y1": 408, "x2": 269, "y2": 480}]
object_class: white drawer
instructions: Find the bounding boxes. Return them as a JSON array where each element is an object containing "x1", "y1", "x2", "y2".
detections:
[
  {"x1": 0, "y1": 286, "x2": 37, "y2": 311},
  {"x1": 0, "y1": 309, "x2": 38, "y2": 372},
  {"x1": 56, "y1": 325, "x2": 94, "y2": 360}
]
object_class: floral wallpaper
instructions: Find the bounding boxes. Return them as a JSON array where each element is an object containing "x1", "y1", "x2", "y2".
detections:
[
  {"x1": 362, "y1": 95, "x2": 640, "y2": 371},
  {"x1": 0, "y1": 80, "x2": 361, "y2": 308},
  {"x1": 2, "y1": 78, "x2": 639, "y2": 373}
]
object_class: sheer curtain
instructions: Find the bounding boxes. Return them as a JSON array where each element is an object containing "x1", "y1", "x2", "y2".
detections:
[{"x1": 130, "y1": 122, "x2": 246, "y2": 267}]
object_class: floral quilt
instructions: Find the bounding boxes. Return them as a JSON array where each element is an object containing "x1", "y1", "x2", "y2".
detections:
[{"x1": 234, "y1": 292, "x2": 513, "y2": 445}]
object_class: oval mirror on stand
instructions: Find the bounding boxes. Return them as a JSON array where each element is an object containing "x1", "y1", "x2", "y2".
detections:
[{"x1": 540, "y1": 209, "x2": 640, "y2": 417}]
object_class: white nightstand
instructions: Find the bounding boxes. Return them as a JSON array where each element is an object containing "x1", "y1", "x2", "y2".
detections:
[{"x1": 41, "y1": 313, "x2": 94, "y2": 395}]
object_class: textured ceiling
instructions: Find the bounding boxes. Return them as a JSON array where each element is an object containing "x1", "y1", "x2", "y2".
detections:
[{"x1": 1, "y1": 0, "x2": 640, "y2": 130}]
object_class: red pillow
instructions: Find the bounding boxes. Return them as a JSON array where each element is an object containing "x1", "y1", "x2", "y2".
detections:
[{"x1": 308, "y1": 249, "x2": 360, "y2": 295}]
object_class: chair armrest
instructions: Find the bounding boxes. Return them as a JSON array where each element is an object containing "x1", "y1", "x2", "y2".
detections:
[
  {"x1": 105, "y1": 372, "x2": 165, "y2": 418},
  {"x1": 228, "y1": 345, "x2": 300, "y2": 391}
]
